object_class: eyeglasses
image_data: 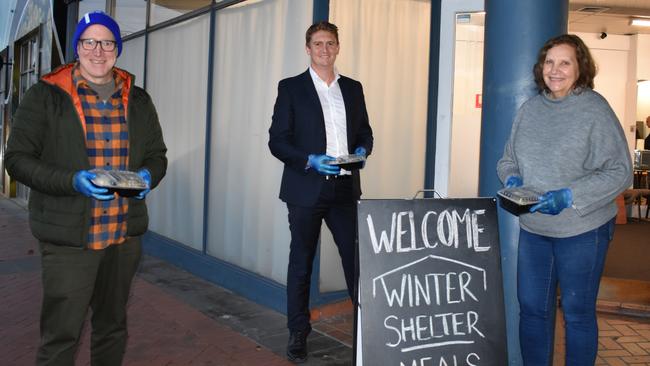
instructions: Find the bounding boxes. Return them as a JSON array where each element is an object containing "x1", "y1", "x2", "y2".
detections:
[{"x1": 78, "y1": 38, "x2": 117, "y2": 52}]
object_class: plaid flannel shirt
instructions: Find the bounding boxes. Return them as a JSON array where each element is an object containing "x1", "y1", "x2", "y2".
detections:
[{"x1": 73, "y1": 66, "x2": 129, "y2": 250}]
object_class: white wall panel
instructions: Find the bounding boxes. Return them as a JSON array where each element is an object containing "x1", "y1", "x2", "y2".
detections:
[
  {"x1": 146, "y1": 15, "x2": 210, "y2": 250},
  {"x1": 636, "y1": 35, "x2": 650, "y2": 125},
  {"x1": 574, "y1": 32, "x2": 634, "y2": 154}
]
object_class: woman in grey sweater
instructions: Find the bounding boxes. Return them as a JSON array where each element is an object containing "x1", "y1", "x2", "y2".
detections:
[{"x1": 497, "y1": 34, "x2": 632, "y2": 365}]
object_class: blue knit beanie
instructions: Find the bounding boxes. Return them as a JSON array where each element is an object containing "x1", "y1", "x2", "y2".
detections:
[{"x1": 73, "y1": 11, "x2": 122, "y2": 58}]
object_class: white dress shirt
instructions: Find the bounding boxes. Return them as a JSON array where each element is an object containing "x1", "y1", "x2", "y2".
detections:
[{"x1": 309, "y1": 67, "x2": 349, "y2": 161}]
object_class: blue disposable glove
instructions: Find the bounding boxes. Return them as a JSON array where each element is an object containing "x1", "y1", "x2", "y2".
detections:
[
  {"x1": 73, "y1": 170, "x2": 115, "y2": 201},
  {"x1": 354, "y1": 147, "x2": 367, "y2": 169},
  {"x1": 307, "y1": 154, "x2": 340, "y2": 175},
  {"x1": 134, "y1": 169, "x2": 152, "y2": 200},
  {"x1": 504, "y1": 175, "x2": 523, "y2": 188},
  {"x1": 530, "y1": 188, "x2": 573, "y2": 215}
]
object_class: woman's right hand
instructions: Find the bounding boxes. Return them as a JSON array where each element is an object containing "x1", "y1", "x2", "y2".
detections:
[{"x1": 505, "y1": 175, "x2": 523, "y2": 188}]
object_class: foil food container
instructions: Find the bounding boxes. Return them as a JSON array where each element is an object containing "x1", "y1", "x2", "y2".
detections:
[{"x1": 90, "y1": 169, "x2": 147, "y2": 197}]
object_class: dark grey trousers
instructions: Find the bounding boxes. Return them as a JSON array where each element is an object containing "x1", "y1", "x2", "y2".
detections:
[{"x1": 36, "y1": 236, "x2": 142, "y2": 366}]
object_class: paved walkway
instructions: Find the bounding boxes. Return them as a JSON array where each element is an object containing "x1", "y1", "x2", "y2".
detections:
[
  {"x1": 0, "y1": 197, "x2": 351, "y2": 365},
  {"x1": 0, "y1": 198, "x2": 294, "y2": 366},
  {"x1": 2, "y1": 196, "x2": 650, "y2": 365}
]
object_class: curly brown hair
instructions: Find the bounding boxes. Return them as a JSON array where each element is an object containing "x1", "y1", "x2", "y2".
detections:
[
  {"x1": 305, "y1": 21, "x2": 339, "y2": 46},
  {"x1": 533, "y1": 34, "x2": 596, "y2": 93}
]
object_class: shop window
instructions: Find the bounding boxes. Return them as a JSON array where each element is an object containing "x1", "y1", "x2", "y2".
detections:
[
  {"x1": 0, "y1": 48, "x2": 8, "y2": 195},
  {"x1": 16, "y1": 31, "x2": 40, "y2": 202},
  {"x1": 78, "y1": 0, "x2": 107, "y2": 19},
  {"x1": 0, "y1": 50, "x2": 8, "y2": 102},
  {"x1": 115, "y1": 0, "x2": 146, "y2": 35},
  {"x1": 150, "y1": 0, "x2": 212, "y2": 26},
  {"x1": 18, "y1": 34, "x2": 39, "y2": 102}
]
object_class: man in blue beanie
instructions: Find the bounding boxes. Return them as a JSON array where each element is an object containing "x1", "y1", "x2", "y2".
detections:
[
  {"x1": 4, "y1": 10, "x2": 167, "y2": 365},
  {"x1": 73, "y1": 10, "x2": 123, "y2": 58}
]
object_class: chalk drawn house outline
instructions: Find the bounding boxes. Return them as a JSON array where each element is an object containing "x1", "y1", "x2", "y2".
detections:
[{"x1": 372, "y1": 255, "x2": 487, "y2": 299}]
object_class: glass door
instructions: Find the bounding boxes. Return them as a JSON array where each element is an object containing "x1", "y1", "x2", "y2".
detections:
[
  {"x1": 448, "y1": 12, "x2": 484, "y2": 197},
  {"x1": 435, "y1": 0, "x2": 484, "y2": 198}
]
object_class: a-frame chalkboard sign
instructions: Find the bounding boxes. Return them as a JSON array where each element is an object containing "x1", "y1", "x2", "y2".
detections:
[{"x1": 355, "y1": 198, "x2": 507, "y2": 366}]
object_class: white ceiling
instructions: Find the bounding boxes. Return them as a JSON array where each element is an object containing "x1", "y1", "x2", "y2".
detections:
[{"x1": 569, "y1": 0, "x2": 650, "y2": 35}]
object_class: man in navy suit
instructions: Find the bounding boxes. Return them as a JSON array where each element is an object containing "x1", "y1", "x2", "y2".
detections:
[{"x1": 268, "y1": 21, "x2": 373, "y2": 363}]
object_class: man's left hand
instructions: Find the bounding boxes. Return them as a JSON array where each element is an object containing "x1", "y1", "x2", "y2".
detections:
[
  {"x1": 354, "y1": 147, "x2": 367, "y2": 169},
  {"x1": 135, "y1": 169, "x2": 152, "y2": 200}
]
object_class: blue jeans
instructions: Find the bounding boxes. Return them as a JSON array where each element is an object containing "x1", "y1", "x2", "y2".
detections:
[{"x1": 517, "y1": 218, "x2": 614, "y2": 366}]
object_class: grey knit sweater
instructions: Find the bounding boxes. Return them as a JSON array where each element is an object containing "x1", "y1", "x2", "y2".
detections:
[{"x1": 497, "y1": 89, "x2": 632, "y2": 238}]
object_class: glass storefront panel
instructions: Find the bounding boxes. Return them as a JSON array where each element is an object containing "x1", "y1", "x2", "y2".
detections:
[
  {"x1": 115, "y1": 36, "x2": 145, "y2": 87},
  {"x1": 206, "y1": 0, "x2": 311, "y2": 283},
  {"x1": 326, "y1": 0, "x2": 431, "y2": 291},
  {"x1": 78, "y1": 0, "x2": 106, "y2": 18},
  {"x1": 0, "y1": 50, "x2": 6, "y2": 193},
  {"x1": 18, "y1": 38, "x2": 38, "y2": 101},
  {"x1": 0, "y1": 104, "x2": 4, "y2": 194},
  {"x1": 15, "y1": 32, "x2": 40, "y2": 202},
  {"x1": 115, "y1": 0, "x2": 146, "y2": 35},
  {"x1": 0, "y1": 51, "x2": 7, "y2": 101},
  {"x1": 150, "y1": 0, "x2": 212, "y2": 26},
  {"x1": 145, "y1": 14, "x2": 210, "y2": 250}
]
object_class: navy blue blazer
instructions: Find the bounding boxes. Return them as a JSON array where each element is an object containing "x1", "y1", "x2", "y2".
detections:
[{"x1": 268, "y1": 69, "x2": 374, "y2": 206}]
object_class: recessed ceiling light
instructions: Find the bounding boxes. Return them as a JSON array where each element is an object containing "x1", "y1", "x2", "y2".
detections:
[
  {"x1": 576, "y1": 6, "x2": 610, "y2": 14},
  {"x1": 630, "y1": 18, "x2": 650, "y2": 27}
]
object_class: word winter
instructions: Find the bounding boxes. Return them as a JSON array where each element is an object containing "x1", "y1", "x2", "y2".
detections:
[{"x1": 379, "y1": 271, "x2": 480, "y2": 307}]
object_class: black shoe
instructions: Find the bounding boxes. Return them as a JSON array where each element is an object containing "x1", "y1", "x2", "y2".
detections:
[{"x1": 286, "y1": 330, "x2": 309, "y2": 363}]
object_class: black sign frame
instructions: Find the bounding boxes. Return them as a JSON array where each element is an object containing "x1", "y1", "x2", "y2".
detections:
[{"x1": 355, "y1": 198, "x2": 507, "y2": 366}]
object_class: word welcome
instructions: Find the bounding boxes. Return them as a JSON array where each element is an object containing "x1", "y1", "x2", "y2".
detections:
[{"x1": 366, "y1": 209, "x2": 491, "y2": 254}]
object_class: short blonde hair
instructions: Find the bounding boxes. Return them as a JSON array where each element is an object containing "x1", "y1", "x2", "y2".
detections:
[{"x1": 305, "y1": 21, "x2": 339, "y2": 46}]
